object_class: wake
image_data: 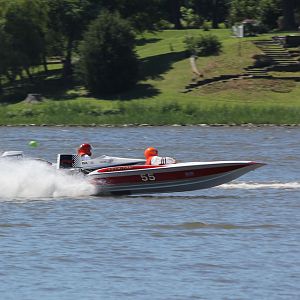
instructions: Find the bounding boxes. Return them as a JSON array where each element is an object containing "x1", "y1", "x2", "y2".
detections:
[
  {"x1": 0, "y1": 159, "x2": 96, "y2": 199},
  {"x1": 220, "y1": 181, "x2": 300, "y2": 190}
]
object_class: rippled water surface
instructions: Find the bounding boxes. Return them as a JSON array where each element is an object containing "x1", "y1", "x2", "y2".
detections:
[{"x1": 0, "y1": 126, "x2": 299, "y2": 300}]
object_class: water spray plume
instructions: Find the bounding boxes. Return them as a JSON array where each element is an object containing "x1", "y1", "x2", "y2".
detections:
[{"x1": 0, "y1": 160, "x2": 96, "y2": 199}]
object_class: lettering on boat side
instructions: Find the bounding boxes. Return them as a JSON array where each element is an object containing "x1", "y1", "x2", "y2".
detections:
[{"x1": 140, "y1": 174, "x2": 156, "y2": 182}]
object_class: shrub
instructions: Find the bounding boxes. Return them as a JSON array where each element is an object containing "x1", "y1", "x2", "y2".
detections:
[
  {"x1": 184, "y1": 34, "x2": 222, "y2": 57},
  {"x1": 77, "y1": 10, "x2": 139, "y2": 95},
  {"x1": 157, "y1": 19, "x2": 174, "y2": 30},
  {"x1": 202, "y1": 21, "x2": 211, "y2": 31}
]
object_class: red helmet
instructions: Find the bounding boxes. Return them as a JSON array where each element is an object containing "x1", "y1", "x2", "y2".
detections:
[
  {"x1": 77, "y1": 143, "x2": 92, "y2": 156},
  {"x1": 144, "y1": 147, "x2": 158, "y2": 158}
]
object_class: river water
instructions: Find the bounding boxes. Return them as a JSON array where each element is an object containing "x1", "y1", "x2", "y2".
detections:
[{"x1": 0, "y1": 126, "x2": 299, "y2": 300}]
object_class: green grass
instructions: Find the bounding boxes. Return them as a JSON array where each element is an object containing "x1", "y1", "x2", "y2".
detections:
[{"x1": 1, "y1": 29, "x2": 300, "y2": 125}]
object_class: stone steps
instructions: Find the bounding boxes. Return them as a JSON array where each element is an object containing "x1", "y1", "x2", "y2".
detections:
[
  {"x1": 262, "y1": 51, "x2": 290, "y2": 56},
  {"x1": 254, "y1": 39, "x2": 300, "y2": 68},
  {"x1": 182, "y1": 37, "x2": 300, "y2": 93}
]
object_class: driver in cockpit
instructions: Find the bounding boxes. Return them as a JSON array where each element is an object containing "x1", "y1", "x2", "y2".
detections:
[
  {"x1": 144, "y1": 147, "x2": 176, "y2": 165},
  {"x1": 77, "y1": 143, "x2": 92, "y2": 160}
]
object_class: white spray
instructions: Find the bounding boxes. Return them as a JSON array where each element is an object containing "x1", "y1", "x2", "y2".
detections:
[
  {"x1": 220, "y1": 181, "x2": 300, "y2": 190},
  {"x1": 0, "y1": 159, "x2": 97, "y2": 199}
]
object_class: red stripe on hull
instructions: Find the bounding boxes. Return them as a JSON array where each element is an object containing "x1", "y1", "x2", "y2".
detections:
[{"x1": 93, "y1": 164, "x2": 249, "y2": 185}]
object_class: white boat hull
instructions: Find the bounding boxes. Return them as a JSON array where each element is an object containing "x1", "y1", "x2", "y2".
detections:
[{"x1": 88, "y1": 161, "x2": 264, "y2": 195}]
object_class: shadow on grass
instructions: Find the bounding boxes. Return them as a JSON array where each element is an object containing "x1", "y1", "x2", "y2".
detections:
[
  {"x1": 0, "y1": 69, "x2": 70, "y2": 103},
  {"x1": 41, "y1": 79, "x2": 80, "y2": 101},
  {"x1": 96, "y1": 83, "x2": 160, "y2": 101},
  {"x1": 94, "y1": 52, "x2": 186, "y2": 100},
  {"x1": 140, "y1": 50, "x2": 186, "y2": 80},
  {"x1": 1, "y1": 50, "x2": 186, "y2": 103},
  {"x1": 0, "y1": 69, "x2": 81, "y2": 103},
  {"x1": 136, "y1": 37, "x2": 161, "y2": 46},
  {"x1": 0, "y1": 91, "x2": 28, "y2": 104}
]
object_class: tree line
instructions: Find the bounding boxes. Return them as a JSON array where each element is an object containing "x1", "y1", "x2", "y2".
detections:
[{"x1": 0, "y1": 0, "x2": 299, "y2": 95}]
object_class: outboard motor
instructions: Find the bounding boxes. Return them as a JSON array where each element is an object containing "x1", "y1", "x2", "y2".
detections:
[{"x1": 56, "y1": 154, "x2": 82, "y2": 169}]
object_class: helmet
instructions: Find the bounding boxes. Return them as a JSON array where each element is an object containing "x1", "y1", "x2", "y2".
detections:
[
  {"x1": 77, "y1": 143, "x2": 92, "y2": 156},
  {"x1": 144, "y1": 147, "x2": 158, "y2": 158}
]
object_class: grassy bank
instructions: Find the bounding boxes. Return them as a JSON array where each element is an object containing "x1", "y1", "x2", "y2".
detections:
[{"x1": 1, "y1": 29, "x2": 300, "y2": 125}]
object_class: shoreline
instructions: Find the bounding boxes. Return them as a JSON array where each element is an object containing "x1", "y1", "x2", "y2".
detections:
[{"x1": 1, "y1": 123, "x2": 300, "y2": 128}]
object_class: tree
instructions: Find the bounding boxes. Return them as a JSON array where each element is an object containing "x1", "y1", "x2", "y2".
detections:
[
  {"x1": 180, "y1": 6, "x2": 202, "y2": 28},
  {"x1": 1, "y1": 0, "x2": 48, "y2": 80},
  {"x1": 0, "y1": 0, "x2": 9, "y2": 18},
  {"x1": 162, "y1": 0, "x2": 183, "y2": 29},
  {"x1": 281, "y1": 0, "x2": 297, "y2": 30},
  {"x1": 229, "y1": 0, "x2": 299, "y2": 30},
  {"x1": 47, "y1": 0, "x2": 94, "y2": 77},
  {"x1": 0, "y1": 25, "x2": 10, "y2": 87},
  {"x1": 77, "y1": 11, "x2": 139, "y2": 95},
  {"x1": 98, "y1": 0, "x2": 164, "y2": 32},
  {"x1": 211, "y1": 0, "x2": 230, "y2": 28},
  {"x1": 229, "y1": 0, "x2": 260, "y2": 24},
  {"x1": 186, "y1": 0, "x2": 230, "y2": 29},
  {"x1": 46, "y1": 0, "x2": 164, "y2": 78},
  {"x1": 259, "y1": 0, "x2": 281, "y2": 31}
]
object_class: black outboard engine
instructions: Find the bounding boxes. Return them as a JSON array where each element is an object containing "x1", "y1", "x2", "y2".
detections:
[{"x1": 57, "y1": 154, "x2": 82, "y2": 169}]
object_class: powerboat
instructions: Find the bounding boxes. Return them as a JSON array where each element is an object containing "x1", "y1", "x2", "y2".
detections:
[
  {"x1": 86, "y1": 160, "x2": 265, "y2": 195},
  {"x1": 56, "y1": 154, "x2": 265, "y2": 195},
  {"x1": 2, "y1": 151, "x2": 265, "y2": 196}
]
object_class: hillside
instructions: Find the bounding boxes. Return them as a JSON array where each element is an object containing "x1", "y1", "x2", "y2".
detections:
[{"x1": 1, "y1": 29, "x2": 300, "y2": 125}]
